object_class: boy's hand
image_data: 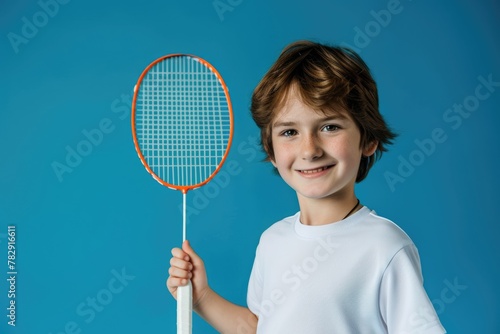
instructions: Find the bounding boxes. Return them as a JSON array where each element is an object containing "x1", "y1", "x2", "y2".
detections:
[{"x1": 166, "y1": 240, "x2": 210, "y2": 307}]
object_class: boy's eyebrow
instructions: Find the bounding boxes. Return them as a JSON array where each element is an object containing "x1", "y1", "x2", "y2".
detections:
[
  {"x1": 273, "y1": 114, "x2": 348, "y2": 128},
  {"x1": 273, "y1": 121, "x2": 296, "y2": 128}
]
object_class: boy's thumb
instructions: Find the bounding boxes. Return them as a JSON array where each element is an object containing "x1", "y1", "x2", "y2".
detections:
[{"x1": 182, "y1": 240, "x2": 200, "y2": 262}]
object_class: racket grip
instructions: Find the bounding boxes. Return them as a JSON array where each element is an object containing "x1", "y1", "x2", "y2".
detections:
[{"x1": 177, "y1": 280, "x2": 193, "y2": 334}]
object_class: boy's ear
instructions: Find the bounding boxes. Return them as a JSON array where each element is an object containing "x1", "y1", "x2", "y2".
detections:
[{"x1": 362, "y1": 141, "x2": 378, "y2": 157}]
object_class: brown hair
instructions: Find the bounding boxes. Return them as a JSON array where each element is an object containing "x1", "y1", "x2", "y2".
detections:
[{"x1": 250, "y1": 40, "x2": 397, "y2": 182}]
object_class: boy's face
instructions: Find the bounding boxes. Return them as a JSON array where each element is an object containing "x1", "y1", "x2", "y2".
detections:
[{"x1": 270, "y1": 95, "x2": 376, "y2": 201}]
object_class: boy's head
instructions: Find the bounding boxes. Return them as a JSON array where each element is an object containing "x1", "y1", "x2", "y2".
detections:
[{"x1": 251, "y1": 40, "x2": 397, "y2": 182}]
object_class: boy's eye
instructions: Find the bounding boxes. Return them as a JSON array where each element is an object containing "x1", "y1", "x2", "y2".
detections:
[
  {"x1": 321, "y1": 124, "x2": 340, "y2": 132},
  {"x1": 281, "y1": 129, "x2": 297, "y2": 137}
]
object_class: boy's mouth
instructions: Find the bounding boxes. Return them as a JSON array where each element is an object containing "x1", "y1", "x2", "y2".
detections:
[{"x1": 298, "y1": 165, "x2": 334, "y2": 174}]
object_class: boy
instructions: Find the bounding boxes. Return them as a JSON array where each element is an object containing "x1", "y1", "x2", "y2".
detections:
[{"x1": 167, "y1": 40, "x2": 446, "y2": 333}]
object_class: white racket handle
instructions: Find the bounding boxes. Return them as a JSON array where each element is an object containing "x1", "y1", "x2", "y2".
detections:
[{"x1": 177, "y1": 280, "x2": 193, "y2": 334}]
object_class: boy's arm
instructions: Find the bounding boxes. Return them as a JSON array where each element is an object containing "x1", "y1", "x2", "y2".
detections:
[
  {"x1": 195, "y1": 287, "x2": 258, "y2": 333},
  {"x1": 167, "y1": 241, "x2": 258, "y2": 334}
]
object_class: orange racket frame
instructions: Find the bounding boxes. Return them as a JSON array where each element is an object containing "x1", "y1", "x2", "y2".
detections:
[{"x1": 131, "y1": 53, "x2": 234, "y2": 195}]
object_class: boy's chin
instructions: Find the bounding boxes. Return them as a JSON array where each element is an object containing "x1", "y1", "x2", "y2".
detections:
[
  {"x1": 295, "y1": 184, "x2": 354, "y2": 201},
  {"x1": 297, "y1": 189, "x2": 337, "y2": 200}
]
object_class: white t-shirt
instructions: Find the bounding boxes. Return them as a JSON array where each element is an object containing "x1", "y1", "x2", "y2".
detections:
[{"x1": 247, "y1": 207, "x2": 446, "y2": 334}]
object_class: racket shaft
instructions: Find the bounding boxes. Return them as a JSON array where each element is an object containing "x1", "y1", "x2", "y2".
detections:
[{"x1": 177, "y1": 281, "x2": 192, "y2": 334}]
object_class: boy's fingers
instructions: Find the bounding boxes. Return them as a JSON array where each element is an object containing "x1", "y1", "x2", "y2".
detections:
[
  {"x1": 171, "y1": 247, "x2": 190, "y2": 262},
  {"x1": 168, "y1": 266, "x2": 193, "y2": 279},
  {"x1": 167, "y1": 276, "x2": 189, "y2": 289},
  {"x1": 170, "y1": 257, "x2": 193, "y2": 271}
]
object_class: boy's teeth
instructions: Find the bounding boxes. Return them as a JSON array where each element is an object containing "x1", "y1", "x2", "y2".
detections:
[{"x1": 302, "y1": 167, "x2": 326, "y2": 174}]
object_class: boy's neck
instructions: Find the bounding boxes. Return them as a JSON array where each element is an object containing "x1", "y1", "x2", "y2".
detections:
[{"x1": 297, "y1": 192, "x2": 360, "y2": 226}]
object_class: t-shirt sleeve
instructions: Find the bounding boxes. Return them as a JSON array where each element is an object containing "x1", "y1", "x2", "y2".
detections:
[
  {"x1": 247, "y1": 243, "x2": 263, "y2": 317},
  {"x1": 379, "y1": 244, "x2": 446, "y2": 334}
]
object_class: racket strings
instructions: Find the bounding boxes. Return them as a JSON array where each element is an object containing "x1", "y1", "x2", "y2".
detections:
[{"x1": 135, "y1": 56, "x2": 231, "y2": 187}]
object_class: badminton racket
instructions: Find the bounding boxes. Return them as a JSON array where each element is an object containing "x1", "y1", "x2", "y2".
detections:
[{"x1": 131, "y1": 54, "x2": 233, "y2": 334}]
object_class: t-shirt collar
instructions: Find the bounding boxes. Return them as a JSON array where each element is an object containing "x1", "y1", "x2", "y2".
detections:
[{"x1": 294, "y1": 206, "x2": 370, "y2": 238}]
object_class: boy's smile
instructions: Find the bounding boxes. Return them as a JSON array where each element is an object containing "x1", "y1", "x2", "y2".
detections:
[
  {"x1": 270, "y1": 95, "x2": 377, "y2": 203},
  {"x1": 297, "y1": 165, "x2": 334, "y2": 176}
]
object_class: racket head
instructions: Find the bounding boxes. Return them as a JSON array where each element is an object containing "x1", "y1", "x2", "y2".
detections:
[{"x1": 131, "y1": 54, "x2": 234, "y2": 193}]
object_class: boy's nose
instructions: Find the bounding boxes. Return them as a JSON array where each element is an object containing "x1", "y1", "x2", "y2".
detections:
[{"x1": 301, "y1": 135, "x2": 323, "y2": 161}]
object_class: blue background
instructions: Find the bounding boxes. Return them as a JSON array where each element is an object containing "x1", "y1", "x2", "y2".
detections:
[{"x1": 1, "y1": 0, "x2": 499, "y2": 333}]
